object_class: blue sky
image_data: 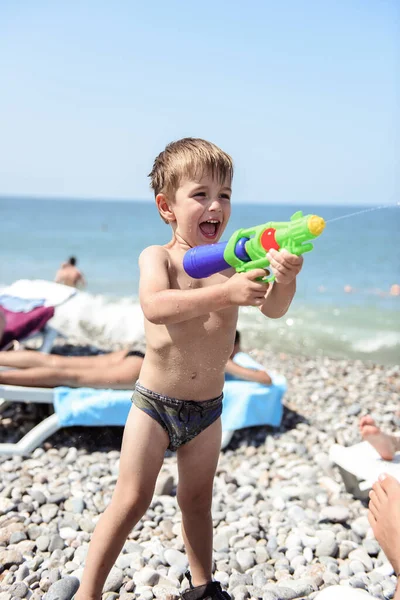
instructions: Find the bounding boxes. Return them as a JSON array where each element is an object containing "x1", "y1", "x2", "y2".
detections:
[{"x1": 0, "y1": 1, "x2": 398, "y2": 205}]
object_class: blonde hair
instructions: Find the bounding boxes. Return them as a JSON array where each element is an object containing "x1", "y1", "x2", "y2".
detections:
[{"x1": 149, "y1": 138, "x2": 233, "y2": 221}]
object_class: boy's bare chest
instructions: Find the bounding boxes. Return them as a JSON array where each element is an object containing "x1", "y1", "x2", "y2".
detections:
[
  {"x1": 167, "y1": 258, "x2": 237, "y2": 330},
  {"x1": 168, "y1": 258, "x2": 228, "y2": 291}
]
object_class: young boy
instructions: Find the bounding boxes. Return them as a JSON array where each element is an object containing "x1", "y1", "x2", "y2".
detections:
[{"x1": 75, "y1": 138, "x2": 303, "y2": 600}]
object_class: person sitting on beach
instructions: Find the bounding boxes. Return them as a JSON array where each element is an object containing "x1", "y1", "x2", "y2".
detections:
[
  {"x1": 54, "y1": 256, "x2": 86, "y2": 288},
  {"x1": 360, "y1": 415, "x2": 400, "y2": 461},
  {"x1": 313, "y1": 473, "x2": 400, "y2": 600},
  {"x1": 73, "y1": 138, "x2": 303, "y2": 600},
  {"x1": 368, "y1": 474, "x2": 400, "y2": 599},
  {"x1": 0, "y1": 347, "x2": 145, "y2": 389},
  {"x1": 225, "y1": 330, "x2": 272, "y2": 385}
]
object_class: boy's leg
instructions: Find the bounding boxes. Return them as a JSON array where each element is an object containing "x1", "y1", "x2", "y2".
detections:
[
  {"x1": 176, "y1": 417, "x2": 222, "y2": 587},
  {"x1": 75, "y1": 404, "x2": 169, "y2": 600}
]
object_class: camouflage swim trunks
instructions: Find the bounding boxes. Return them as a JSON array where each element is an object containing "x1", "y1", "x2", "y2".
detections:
[{"x1": 131, "y1": 383, "x2": 223, "y2": 452}]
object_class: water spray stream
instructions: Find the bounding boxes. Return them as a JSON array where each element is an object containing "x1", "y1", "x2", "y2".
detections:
[{"x1": 325, "y1": 203, "x2": 399, "y2": 225}]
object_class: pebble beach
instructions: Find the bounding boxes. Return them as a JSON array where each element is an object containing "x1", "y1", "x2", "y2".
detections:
[{"x1": 0, "y1": 349, "x2": 399, "y2": 600}]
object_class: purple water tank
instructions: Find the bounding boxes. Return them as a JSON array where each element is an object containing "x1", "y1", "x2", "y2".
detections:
[
  {"x1": 183, "y1": 242, "x2": 230, "y2": 278},
  {"x1": 183, "y1": 238, "x2": 251, "y2": 279}
]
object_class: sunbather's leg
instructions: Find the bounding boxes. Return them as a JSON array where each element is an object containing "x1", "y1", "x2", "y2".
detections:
[
  {"x1": 360, "y1": 415, "x2": 400, "y2": 460},
  {"x1": 0, "y1": 349, "x2": 129, "y2": 370},
  {"x1": 368, "y1": 474, "x2": 400, "y2": 597},
  {"x1": 75, "y1": 404, "x2": 169, "y2": 600},
  {"x1": 0, "y1": 356, "x2": 143, "y2": 388}
]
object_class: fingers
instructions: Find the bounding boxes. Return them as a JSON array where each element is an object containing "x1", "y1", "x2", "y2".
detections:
[
  {"x1": 272, "y1": 248, "x2": 303, "y2": 266},
  {"x1": 252, "y1": 297, "x2": 265, "y2": 306},
  {"x1": 267, "y1": 249, "x2": 303, "y2": 272},
  {"x1": 246, "y1": 269, "x2": 271, "y2": 281}
]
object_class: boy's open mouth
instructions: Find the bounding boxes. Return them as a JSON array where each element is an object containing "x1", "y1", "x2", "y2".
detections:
[{"x1": 199, "y1": 219, "x2": 221, "y2": 240}]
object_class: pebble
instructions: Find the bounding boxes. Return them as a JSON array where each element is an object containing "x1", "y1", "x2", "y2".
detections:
[
  {"x1": 44, "y1": 576, "x2": 80, "y2": 599},
  {"x1": 0, "y1": 351, "x2": 398, "y2": 598}
]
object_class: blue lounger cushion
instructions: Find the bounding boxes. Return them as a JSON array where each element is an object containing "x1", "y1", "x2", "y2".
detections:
[
  {"x1": 54, "y1": 352, "x2": 286, "y2": 431},
  {"x1": 54, "y1": 387, "x2": 133, "y2": 427},
  {"x1": 222, "y1": 352, "x2": 286, "y2": 430}
]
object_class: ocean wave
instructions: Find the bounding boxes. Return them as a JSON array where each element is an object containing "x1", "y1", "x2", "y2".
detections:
[
  {"x1": 48, "y1": 291, "x2": 145, "y2": 348},
  {"x1": 1, "y1": 285, "x2": 398, "y2": 364},
  {"x1": 238, "y1": 304, "x2": 400, "y2": 365},
  {"x1": 351, "y1": 332, "x2": 400, "y2": 353}
]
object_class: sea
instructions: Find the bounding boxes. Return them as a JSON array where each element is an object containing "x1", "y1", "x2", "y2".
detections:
[{"x1": 1, "y1": 196, "x2": 399, "y2": 365}]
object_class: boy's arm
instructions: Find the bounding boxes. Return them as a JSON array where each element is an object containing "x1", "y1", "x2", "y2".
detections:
[
  {"x1": 260, "y1": 280, "x2": 296, "y2": 319},
  {"x1": 225, "y1": 359, "x2": 272, "y2": 385},
  {"x1": 139, "y1": 246, "x2": 232, "y2": 324},
  {"x1": 259, "y1": 249, "x2": 303, "y2": 319},
  {"x1": 139, "y1": 246, "x2": 269, "y2": 324}
]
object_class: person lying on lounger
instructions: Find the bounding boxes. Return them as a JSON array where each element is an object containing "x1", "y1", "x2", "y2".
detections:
[
  {"x1": 0, "y1": 332, "x2": 271, "y2": 389},
  {"x1": 0, "y1": 347, "x2": 145, "y2": 389},
  {"x1": 224, "y1": 330, "x2": 272, "y2": 385}
]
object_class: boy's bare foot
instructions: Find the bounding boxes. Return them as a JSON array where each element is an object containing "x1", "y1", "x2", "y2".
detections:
[
  {"x1": 359, "y1": 415, "x2": 398, "y2": 460},
  {"x1": 368, "y1": 474, "x2": 400, "y2": 577}
]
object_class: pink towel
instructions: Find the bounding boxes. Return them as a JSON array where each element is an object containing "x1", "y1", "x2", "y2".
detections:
[{"x1": 0, "y1": 306, "x2": 55, "y2": 350}]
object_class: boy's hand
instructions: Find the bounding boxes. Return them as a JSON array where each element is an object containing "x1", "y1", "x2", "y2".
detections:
[
  {"x1": 226, "y1": 270, "x2": 269, "y2": 306},
  {"x1": 267, "y1": 248, "x2": 303, "y2": 284}
]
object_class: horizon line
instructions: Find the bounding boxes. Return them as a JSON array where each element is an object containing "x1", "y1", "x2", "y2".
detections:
[{"x1": 0, "y1": 193, "x2": 394, "y2": 208}]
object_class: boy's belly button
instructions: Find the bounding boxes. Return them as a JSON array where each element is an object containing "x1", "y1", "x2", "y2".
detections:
[{"x1": 190, "y1": 372, "x2": 197, "y2": 379}]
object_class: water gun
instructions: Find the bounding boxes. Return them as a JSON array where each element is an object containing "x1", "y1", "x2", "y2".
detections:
[{"x1": 183, "y1": 211, "x2": 325, "y2": 282}]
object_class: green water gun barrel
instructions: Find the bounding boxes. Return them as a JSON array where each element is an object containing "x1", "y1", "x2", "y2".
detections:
[{"x1": 224, "y1": 211, "x2": 325, "y2": 282}]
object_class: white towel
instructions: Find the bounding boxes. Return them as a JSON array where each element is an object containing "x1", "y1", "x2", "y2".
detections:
[
  {"x1": 2, "y1": 280, "x2": 76, "y2": 307},
  {"x1": 330, "y1": 441, "x2": 400, "y2": 490}
]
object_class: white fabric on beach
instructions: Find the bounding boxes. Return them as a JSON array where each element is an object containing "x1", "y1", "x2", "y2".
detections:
[
  {"x1": 2, "y1": 280, "x2": 76, "y2": 307},
  {"x1": 330, "y1": 441, "x2": 400, "y2": 490},
  {"x1": 0, "y1": 295, "x2": 45, "y2": 312}
]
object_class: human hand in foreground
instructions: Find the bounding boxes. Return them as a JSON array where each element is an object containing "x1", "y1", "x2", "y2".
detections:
[
  {"x1": 267, "y1": 248, "x2": 303, "y2": 284},
  {"x1": 226, "y1": 270, "x2": 269, "y2": 306}
]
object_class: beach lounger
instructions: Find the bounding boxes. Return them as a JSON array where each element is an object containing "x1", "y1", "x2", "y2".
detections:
[
  {"x1": 329, "y1": 441, "x2": 400, "y2": 500},
  {"x1": 0, "y1": 385, "x2": 59, "y2": 455},
  {"x1": 0, "y1": 385, "x2": 136, "y2": 456},
  {"x1": 221, "y1": 352, "x2": 286, "y2": 448},
  {"x1": 0, "y1": 279, "x2": 76, "y2": 351},
  {"x1": 0, "y1": 356, "x2": 286, "y2": 455},
  {"x1": 0, "y1": 306, "x2": 57, "y2": 351}
]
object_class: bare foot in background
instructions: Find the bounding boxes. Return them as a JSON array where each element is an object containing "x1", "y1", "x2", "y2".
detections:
[
  {"x1": 359, "y1": 415, "x2": 399, "y2": 460},
  {"x1": 368, "y1": 475, "x2": 400, "y2": 595}
]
